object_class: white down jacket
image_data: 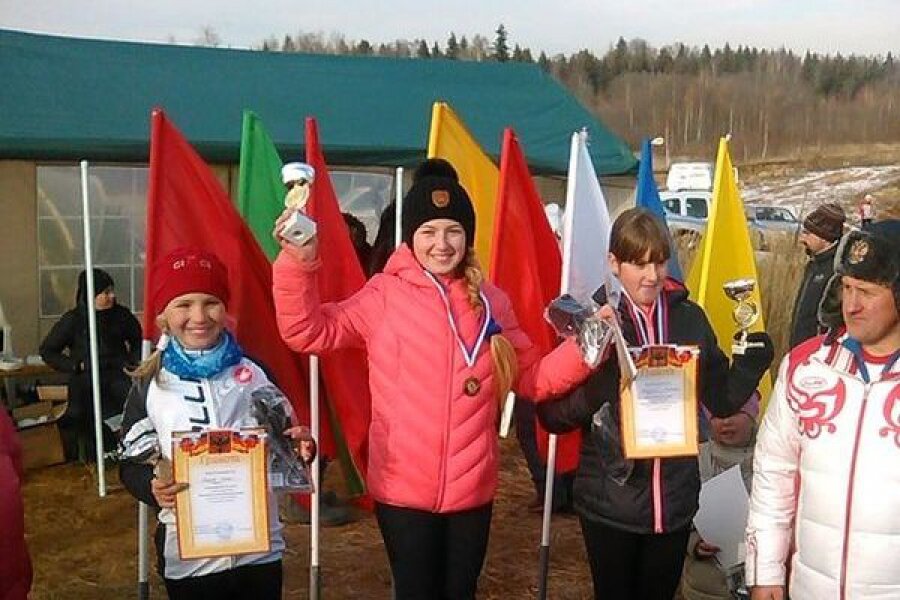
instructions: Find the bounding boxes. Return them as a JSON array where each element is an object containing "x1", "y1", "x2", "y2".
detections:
[{"x1": 745, "y1": 335, "x2": 900, "y2": 599}]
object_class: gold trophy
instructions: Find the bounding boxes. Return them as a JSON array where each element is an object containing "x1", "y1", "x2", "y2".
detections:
[{"x1": 723, "y1": 278, "x2": 764, "y2": 355}]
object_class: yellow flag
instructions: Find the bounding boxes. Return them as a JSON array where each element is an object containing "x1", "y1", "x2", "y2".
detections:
[
  {"x1": 686, "y1": 137, "x2": 773, "y2": 407},
  {"x1": 427, "y1": 102, "x2": 499, "y2": 267}
]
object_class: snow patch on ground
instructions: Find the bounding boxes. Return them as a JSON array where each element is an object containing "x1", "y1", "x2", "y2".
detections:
[{"x1": 741, "y1": 165, "x2": 900, "y2": 216}]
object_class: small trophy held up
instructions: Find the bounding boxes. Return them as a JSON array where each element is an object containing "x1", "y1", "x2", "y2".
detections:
[
  {"x1": 723, "y1": 278, "x2": 764, "y2": 355},
  {"x1": 279, "y1": 162, "x2": 318, "y2": 247}
]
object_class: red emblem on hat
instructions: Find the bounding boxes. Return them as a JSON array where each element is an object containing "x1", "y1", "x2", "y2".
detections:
[
  {"x1": 233, "y1": 366, "x2": 253, "y2": 384},
  {"x1": 432, "y1": 189, "x2": 450, "y2": 208}
]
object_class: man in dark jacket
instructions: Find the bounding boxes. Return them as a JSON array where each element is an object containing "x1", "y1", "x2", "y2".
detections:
[
  {"x1": 789, "y1": 202, "x2": 845, "y2": 348},
  {"x1": 39, "y1": 269, "x2": 141, "y2": 460}
]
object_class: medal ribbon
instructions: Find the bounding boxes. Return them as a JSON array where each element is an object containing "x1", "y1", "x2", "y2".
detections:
[
  {"x1": 620, "y1": 288, "x2": 667, "y2": 346},
  {"x1": 424, "y1": 271, "x2": 492, "y2": 368}
]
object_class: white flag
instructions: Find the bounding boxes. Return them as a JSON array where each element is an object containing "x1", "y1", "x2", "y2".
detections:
[{"x1": 560, "y1": 130, "x2": 616, "y2": 305}]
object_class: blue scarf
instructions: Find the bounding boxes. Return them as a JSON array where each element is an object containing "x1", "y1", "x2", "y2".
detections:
[{"x1": 162, "y1": 331, "x2": 244, "y2": 379}]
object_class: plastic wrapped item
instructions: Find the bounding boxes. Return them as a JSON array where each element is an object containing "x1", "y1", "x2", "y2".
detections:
[
  {"x1": 250, "y1": 385, "x2": 314, "y2": 493},
  {"x1": 590, "y1": 403, "x2": 634, "y2": 486},
  {"x1": 545, "y1": 291, "x2": 613, "y2": 368}
]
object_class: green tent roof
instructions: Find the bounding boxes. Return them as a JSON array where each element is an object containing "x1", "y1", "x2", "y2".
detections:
[{"x1": 0, "y1": 29, "x2": 636, "y2": 175}]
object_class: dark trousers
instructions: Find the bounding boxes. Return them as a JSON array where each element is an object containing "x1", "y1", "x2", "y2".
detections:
[
  {"x1": 515, "y1": 397, "x2": 573, "y2": 507},
  {"x1": 375, "y1": 502, "x2": 492, "y2": 600},
  {"x1": 162, "y1": 560, "x2": 282, "y2": 600},
  {"x1": 59, "y1": 369, "x2": 130, "y2": 459},
  {"x1": 580, "y1": 517, "x2": 690, "y2": 600}
]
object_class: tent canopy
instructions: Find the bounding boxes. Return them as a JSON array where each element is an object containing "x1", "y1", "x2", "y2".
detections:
[{"x1": 0, "y1": 29, "x2": 636, "y2": 175}]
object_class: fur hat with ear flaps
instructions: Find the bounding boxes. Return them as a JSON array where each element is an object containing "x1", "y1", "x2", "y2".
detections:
[{"x1": 819, "y1": 219, "x2": 900, "y2": 335}]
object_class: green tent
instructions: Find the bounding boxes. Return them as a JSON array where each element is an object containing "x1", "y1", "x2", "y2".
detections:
[{"x1": 0, "y1": 29, "x2": 635, "y2": 175}]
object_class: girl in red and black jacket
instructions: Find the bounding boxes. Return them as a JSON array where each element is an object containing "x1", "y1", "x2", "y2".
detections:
[{"x1": 537, "y1": 208, "x2": 773, "y2": 600}]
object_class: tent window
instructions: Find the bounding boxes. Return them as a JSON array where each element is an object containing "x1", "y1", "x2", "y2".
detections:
[
  {"x1": 37, "y1": 165, "x2": 147, "y2": 321},
  {"x1": 331, "y1": 171, "x2": 393, "y2": 244}
]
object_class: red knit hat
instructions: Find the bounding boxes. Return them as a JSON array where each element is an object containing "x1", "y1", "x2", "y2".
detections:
[{"x1": 150, "y1": 248, "x2": 229, "y2": 313}]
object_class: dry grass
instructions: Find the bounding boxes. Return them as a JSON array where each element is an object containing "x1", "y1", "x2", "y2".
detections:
[
  {"x1": 676, "y1": 230, "x2": 806, "y2": 368},
  {"x1": 23, "y1": 439, "x2": 595, "y2": 600}
]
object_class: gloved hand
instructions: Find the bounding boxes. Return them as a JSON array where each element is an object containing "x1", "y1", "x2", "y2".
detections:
[
  {"x1": 727, "y1": 332, "x2": 774, "y2": 410},
  {"x1": 732, "y1": 331, "x2": 775, "y2": 374}
]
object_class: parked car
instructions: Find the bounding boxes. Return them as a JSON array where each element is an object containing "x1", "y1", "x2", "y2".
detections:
[
  {"x1": 660, "y1": 189, "x2": 711, "y2": 235},
  {"x1": 744, "y1": 204, "x2": 800, "y2": 234}
]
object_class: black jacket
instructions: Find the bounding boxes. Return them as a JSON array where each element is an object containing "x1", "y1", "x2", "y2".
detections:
[
  {"x1": 40, "y1": 305, "x2": 141, "y2": 375},
  {"x1": 537, "y1": 283, "x2": 771, "y2": 534},
  {"x1": 789, "y1": 244, "x2": 838, "y2": 348}
]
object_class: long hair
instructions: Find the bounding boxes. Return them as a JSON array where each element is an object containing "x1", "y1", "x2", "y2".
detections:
[
  {"x1": 126, "y1": 315, "x2": 167, "y2": 382},
  {"x1": 460, "y1": 249, "x2": 518, "y2": 406}
]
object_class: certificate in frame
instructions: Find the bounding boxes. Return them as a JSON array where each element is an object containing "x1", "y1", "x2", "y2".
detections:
[
  {"x1": 620, "y1": 345, "x2": 700, "y2": 459},
  {"x1": 172, "y1": 428, "x2": 270, "y2": 560}
]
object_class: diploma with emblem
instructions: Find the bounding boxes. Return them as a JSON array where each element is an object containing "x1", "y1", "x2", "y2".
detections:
[
  {"x1": 172, "y1": 428, "x2": 270, "y2": 559},
  {"x1": 620, "y1": 345, "x2": 700, "y2": 459}
]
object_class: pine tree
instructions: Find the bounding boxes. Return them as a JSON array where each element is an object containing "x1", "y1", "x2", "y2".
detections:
[
  {"x1": 493, "y1": 24, "x2": 510, "y2": 62},
  {"x1": 282, "y1": 34, "x2": 295, "y2": 52},
  {"x1": 431, "y1": 41, "x2": 442, "y2": 58},
  {"x1": 416, "y1": 40, "x2": 430, "y2": 58},
  {"x1": 538, "y1": 51, "x2": 550, "y2": 71},
  {"x1": 446, "y1": 32, "x2": 459, "y2": 59}
]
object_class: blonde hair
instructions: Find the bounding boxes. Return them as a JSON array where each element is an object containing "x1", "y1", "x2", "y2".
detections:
[
  {"x1": 126, "y1": 315, "x2": 167, "y2": 382},
  {"x1": 461, "y1": 249, "x2": 519, "y2": 405}
]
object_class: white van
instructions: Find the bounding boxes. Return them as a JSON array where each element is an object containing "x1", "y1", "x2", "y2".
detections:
[{"x1": 665, "y1": 162, "x2": 714, "y2": 192}]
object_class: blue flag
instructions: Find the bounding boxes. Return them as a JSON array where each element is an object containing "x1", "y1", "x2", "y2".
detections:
[{"x1": 635, "y1": 138, "x2": 683, "y2": 281}]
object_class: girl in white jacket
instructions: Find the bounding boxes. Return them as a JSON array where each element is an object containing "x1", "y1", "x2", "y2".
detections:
[{"x1": 119, "y1": 247, "x2": 313, "y2": 599}]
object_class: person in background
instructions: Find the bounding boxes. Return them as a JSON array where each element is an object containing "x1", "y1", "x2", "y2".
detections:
[
  {"x1": 681, "y1": 394, "x2": 759, "y2": 600},
  {"x1": 272, "y1": 158, "x2": 596, "y2": 599},
  {"x1": 119, "y1": 248, "x2": 314, "y2": 599},
  {"x1": 40, "y1": 268, "x2": 141, "y2": 461},
  {"x1": 746, "y1": 220, "x2": 900, "y2": 600},
  {"x1": 858, "y1": 193, "x2": 876, "y2": 227},
  {"x1": 537, "y1": 208, "x2": 773, "y2": 600},
  {"x1": 0, "y1": 406, "x2": 32, "y2": 600},
  {"x1": 789, "y1": 202, "x2": 846, "y2": 348}
]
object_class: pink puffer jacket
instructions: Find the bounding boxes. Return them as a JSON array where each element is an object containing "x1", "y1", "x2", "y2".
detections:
[{"x1": 273, "y1": 245, "x2": 591, "y2": 512}]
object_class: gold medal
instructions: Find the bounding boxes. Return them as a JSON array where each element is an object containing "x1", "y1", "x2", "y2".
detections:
[{"x1": 464, "y1": 376, "x2": 481, "y2": 396}]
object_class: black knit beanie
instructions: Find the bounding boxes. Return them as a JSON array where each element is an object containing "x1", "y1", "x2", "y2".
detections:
[
  {"x1": 401, "y1": 174, "x2": 475, "y2": 247},
  {"x1": 75, "y1": 268, "x2": 115, "y2": 306}
]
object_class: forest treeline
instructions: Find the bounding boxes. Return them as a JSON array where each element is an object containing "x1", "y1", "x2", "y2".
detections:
[{"x1": 194, "y1": 25, "x2": 900, "y2": 161}]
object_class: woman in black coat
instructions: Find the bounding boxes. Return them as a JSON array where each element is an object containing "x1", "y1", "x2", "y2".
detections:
[{"x1": 40, "y1": 268, "x2": 141, "y2": 460}]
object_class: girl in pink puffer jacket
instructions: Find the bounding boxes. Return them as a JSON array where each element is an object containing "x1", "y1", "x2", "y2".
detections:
[{"x1": 273, "y1": 159, "x2": 593, "y2": 599}]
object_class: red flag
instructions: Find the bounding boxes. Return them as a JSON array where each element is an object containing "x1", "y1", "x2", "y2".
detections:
[
  {"x1": 304, "y1": 117, "x2": 372, "y2": 493},
  {"x1": 144, "y1": 109, "x2": 311, "y2": 428},
  {"x1": 489, "y1": 128, "x2": 581, "y2": 473}
]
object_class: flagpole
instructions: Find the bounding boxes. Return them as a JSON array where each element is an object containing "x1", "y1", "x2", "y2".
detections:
[
  {"x1": 136, "y1": 339, "x2": 153, "y2": 599},
  {"x1": 80, "y1": 160, "x2": 106, "y2": 496},
  {"x1": 394, "y1": 167, "x2": 403, "y2": 248},
  {"x1": 538, "y1": 131, "x2": 583, "y2": 599},
  {"x1": 309, "y1": 355, "x2": 321, "y2": 600}
]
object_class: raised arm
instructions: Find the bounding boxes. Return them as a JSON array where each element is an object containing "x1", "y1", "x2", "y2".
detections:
[{"x1": 272, "y1": 251, "x2": 384, "y2": 355}]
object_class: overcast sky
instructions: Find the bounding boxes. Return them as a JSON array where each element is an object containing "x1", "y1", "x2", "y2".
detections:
[{"x1": 1, "y1": 0, "x2": 897, "y2": 56}]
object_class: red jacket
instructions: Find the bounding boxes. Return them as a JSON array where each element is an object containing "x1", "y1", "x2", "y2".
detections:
[
  {"x1": 0, "y1": 409, "x2": 32, "y2": 600},
  {"x1": 273, "y1": 245, "x2": 591, "y2": 512}
]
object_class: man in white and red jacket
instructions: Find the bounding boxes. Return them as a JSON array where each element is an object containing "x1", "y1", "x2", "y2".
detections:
[{"x1": 746, "y1": 220, "x2": 900, "y2": 600}]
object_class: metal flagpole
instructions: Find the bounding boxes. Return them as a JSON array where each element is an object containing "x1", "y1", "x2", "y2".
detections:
[
  {"x1": 309, "y1": 355, "x2": 321, "y2": 600},
  {"x1": 394, "y1": 167, "x2": 404, "y2": 248},
  {"x1": 137, "y1": 339, "x2": 153, "y2": 600},
  {"x1": 80, "y1": 160, "x2": 106, "y2": 497},
  {"x1": 538, "y1": 130, "x2": 584, "y2": 599}
]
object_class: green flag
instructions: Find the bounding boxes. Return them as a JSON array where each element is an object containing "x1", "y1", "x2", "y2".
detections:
[
  {"x1": 237, "y1": 110, "x2": 367, "y2": 497},
  {"x1": 238, "y1": 110, "x2": 285, "y2": 260}
]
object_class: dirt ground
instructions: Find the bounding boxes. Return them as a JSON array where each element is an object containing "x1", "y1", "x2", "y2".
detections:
[{"x1": 23, "y1": 438, "x2": 597, "y2": 600}]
